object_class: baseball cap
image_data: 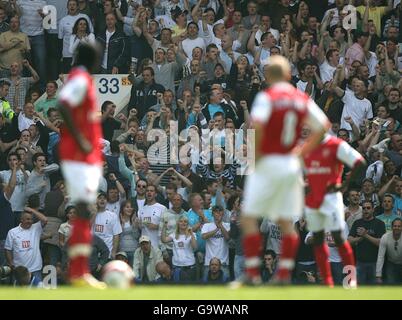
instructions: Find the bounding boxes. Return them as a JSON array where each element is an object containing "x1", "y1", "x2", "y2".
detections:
[
  {"x1": 139, "y1": 235, "x2": 151, "y2": 243},
  {"x1": 115, "y1": 251, "x2": 128, "y2": 259}
]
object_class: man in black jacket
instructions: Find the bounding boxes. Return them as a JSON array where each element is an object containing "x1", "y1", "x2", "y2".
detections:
[
  {"x1": 96, "y1": 13, "x2": 128, "y2": 74},
  {"x1": 128, "y1": 67, "x2": 165, "y2": 121}
]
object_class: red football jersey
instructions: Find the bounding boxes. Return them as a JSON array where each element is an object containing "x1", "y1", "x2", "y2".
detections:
[
  {"x1": 58, "y1": 67, "x2": 103, "y2": 164},
  {"x1": 304, "y1": 135, "x2": 363, "y2": 208},
  {"x1": 251, "y1": 82, "x2": 327, "y2": 155}
]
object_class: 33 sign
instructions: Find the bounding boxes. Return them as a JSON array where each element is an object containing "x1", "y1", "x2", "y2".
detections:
[{"x1": 98, "y1": 77, "x2": 120, "y2": 94}]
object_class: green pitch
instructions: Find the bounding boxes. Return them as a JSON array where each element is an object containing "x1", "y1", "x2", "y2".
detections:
[{"x1": 0, "y1": 286, "x2": 401, "y2": 300}]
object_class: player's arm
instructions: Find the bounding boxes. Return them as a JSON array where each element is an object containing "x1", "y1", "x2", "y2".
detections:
[
  {"x1": 250, "y1": 92, "x2": 272, "y2": 162},
  {"x1": 337, "y1": 140, "x2": 367, "y2": 189},
  {"x1": 57, "y1": 76, "x2": 93, "y2": 154},
  {"x1": 296, "y1": 100, "x2": 331, "y2": 158}
]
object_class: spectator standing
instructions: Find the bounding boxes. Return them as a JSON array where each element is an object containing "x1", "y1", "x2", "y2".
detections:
[
  {"x1": 0, "y1": 16, "x2": 30, "y2": 76},
  {"x1": 92, "y1": 192, "x2": 122, "y2": 259},
  {"x1": 59, "y1": 0, "x2": 93, "y2": 73},
  {"x1": 201, "y1": 205, "x2": 230, "y2": 279},
  {"x1": 348, "y1": 200, "x2": 386, "y2": 285},
  {"x1": 376, "y1": 218, "x2": 402, "y2": 284},
  {"x1": 5, "y1": 206, "x2": 48, "y2": 281}
]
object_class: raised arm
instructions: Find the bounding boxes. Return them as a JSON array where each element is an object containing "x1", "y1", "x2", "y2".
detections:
[
  {"x1": 4, "y1": 164, "x2": 17, "y2": 200},
  {"x1": 25, "y1": 206, "x2": 48, "y2": 226},
  {"x1": 191, "y1": 0, "x2": 202, "y2": 24}
]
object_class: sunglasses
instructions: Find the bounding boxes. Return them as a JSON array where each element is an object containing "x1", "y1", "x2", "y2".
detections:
[
  {"x1": 137, "y1": 185, "x2": 147, "y2": 188},
  {"x1": 395, "y1": 241, "x2": 399, "y2": 251}
]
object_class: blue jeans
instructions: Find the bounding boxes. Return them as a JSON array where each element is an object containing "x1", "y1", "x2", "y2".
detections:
[
  {"x1": 172, "y1": 265, "x2": 196, "y2": 283},
  {"x1": 29, "y1": 35, "x2": 46, "y2": 90},
  {"x1": 357, "y1": 262, "x2": 376, "y2": 285},
  {"x1": 234, "y1": 255, "x2": 245, "y2": 280},
  {"x1": 385, "y1": 261, "x2": 402, "y2": 285}
]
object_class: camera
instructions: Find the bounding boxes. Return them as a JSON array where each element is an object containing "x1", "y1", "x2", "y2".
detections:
[{"x1": 0, "y1": 266, "x2": 12, "y2": 278}]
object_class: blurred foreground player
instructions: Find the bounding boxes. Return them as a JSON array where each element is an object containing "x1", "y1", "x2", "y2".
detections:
[
  {"x1": 304, "y1": 134, "x2": 366, "y2": 287},
  {"x1": 57, "y1": 43, "x2": 106, "y2": 288},
  {"x1": 241, "y1": 56, "x2": 330, "y2": 284}
]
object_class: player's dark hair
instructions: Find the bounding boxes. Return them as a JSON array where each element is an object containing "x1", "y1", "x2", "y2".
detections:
[{"x1": 73, "y1": 42, "x2": 101, "y2": 73}]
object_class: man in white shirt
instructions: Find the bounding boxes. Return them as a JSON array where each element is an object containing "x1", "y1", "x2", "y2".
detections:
[
  {"x1": 5, "y1": 206, "x2": 48, "y2": 281},
  {"x1": 105, "y1": 174, "x2": 126, "y2": 215},
  {"x1": 319, "y1": 49, "x2": 341, "y2": 83},
  {"x1": 255, "y1": 15, "x2": 279, "y2": 45},
  {"x1": 181, "y1": 22, "x2": 206, "y2": 60},
  {"x1": 58, "y1": 0, "x2": 93, "y2": 73},
  {"x1": 0, "y1": 152, "x2": 30, "y2": 220},
  {"x1": 92, "y1": 192, "x2": 122, "y2": 259},
  {"x1": 138, "y1": 184, "x2": 167, "y2": 248},
  {"x1": 16, "y1": 0, "x2": 47, "y2": 88},
  {"x1": 332, "y1": 75, "x2": 373, "y2": 132},
  {"x1": 201, "y1": 205, "x2": 230, "y2": 279}
]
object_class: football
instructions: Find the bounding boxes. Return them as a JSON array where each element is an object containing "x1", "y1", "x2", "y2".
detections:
[{"x1": 102, "y1": 260, "x2": 134, "y2": 289}]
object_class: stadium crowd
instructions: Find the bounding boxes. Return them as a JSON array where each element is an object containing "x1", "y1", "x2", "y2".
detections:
[{"x1": 0, "y1": 0, "x2": 402, "y2": 287}]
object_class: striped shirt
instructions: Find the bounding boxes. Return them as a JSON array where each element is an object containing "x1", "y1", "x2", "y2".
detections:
[{"x1": 17, "y1": 0, "x2": 47, "y2": 36}]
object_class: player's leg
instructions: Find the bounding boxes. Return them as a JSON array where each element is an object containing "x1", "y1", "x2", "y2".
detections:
[
  {"x1": 312, "y1": 230, "x2": 334, "y2": 287},
  {"x1": 240, "y1": 162, "x2": 271, "y2": 284},
  {"x1": 274, "y1": 219, "x2": 299, "y2": 283},
  {"x1": 332, "y1": 231, "x2": 355, "y2": 269},
  {"x1": 241, "y1": 215, "x2": 263, "y2": 283},
  {"x1": 332, "y1": 230, "x2": 356, "y2": 287},
  {"x1": 67, "y1": 202, "x2": 92, "y2": 280},
  {"x1": 61, "y1": 161, "x2": 105, "y2": 288},
  {"x1": 271, "y1": 159, "x2": 304, "y2": 283}
]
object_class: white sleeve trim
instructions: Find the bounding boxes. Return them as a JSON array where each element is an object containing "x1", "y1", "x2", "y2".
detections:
[
  {"x1": 336, "y1": 140, "x2": 363, "y2": 168},
  {"x1": 251, "y1": 92, "x2": 272, "y2": 124},
  {"x1": 58, "y1": 75, "x2": 88, "y2": 108}
]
